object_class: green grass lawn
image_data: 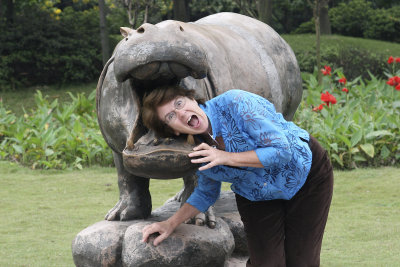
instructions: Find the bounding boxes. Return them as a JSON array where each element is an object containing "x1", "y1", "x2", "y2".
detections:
[
  {"x1": 282, "y1": 34, "x2": 400, "y2": 57},
  {"x1": 0, "y1": 162, "x2": 399, "y2": 266}
]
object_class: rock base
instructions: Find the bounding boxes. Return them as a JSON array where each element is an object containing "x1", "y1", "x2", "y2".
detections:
[{"x1": 72, "y1": 191, "x2": 248, "y2": 267}]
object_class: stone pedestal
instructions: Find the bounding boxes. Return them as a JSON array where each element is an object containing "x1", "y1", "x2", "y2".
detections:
[{"x1": 72, "y1": 191, "x2": 248, "y2": 267}]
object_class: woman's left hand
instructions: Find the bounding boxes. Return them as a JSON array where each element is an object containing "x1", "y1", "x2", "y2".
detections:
[{"x1": 188, "y1": 143, "x2": 231, "y2": 171}]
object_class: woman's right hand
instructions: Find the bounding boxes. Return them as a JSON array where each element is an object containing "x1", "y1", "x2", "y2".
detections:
[
  {"x1": 189, "y1": 143, "x2": 230, "y2": 170},
  {"x1": 189, "y1": 143, "x2": 263, "y2": 170},
  {"x1": 142, "y1": 220, "x2": 175, "y2": 246}
]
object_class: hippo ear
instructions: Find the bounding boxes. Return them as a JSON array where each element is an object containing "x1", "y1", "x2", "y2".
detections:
[{"x1": 120, "y1": 27, "x2": 134, "y2": 37}]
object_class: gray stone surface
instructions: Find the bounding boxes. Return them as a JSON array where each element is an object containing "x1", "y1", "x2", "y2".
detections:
[
  {"x1": 224, "y1": 255, "x2": 248, "y2": 267},
  {"x1": 220, "y1": 213, "x2": 248, "y2": 256},
  {"x1": 72, "y1": 220, "x2": 133, "y2": 267},
  {"x1": 72, "y1": 191, "x2": 248, "y2": 267},
  {"x1": 122, "y1": 218, "x2": 234, "y2": 267}
]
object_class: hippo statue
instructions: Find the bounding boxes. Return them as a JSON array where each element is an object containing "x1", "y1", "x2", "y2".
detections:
[{"x1": 96, "y1": 12, "x2": 302, "y2": 222}]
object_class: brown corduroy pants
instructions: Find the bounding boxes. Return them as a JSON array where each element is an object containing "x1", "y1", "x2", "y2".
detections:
[{"x1": 235, "y1": 135, "x2": 334, "y2": 267}]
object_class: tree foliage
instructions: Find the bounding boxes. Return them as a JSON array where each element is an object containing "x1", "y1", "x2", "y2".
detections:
[
  {"x1": 0, "y1": 0, "x2": 399, "y2": 89},
  {"x1": 0, "y1": 1, "x2": 102, "y2": 90},
  {"x1": 329, "y1": 0, "x2": 373, "y2": 37},
  {"x1": 329, "y1": 0, "x2": 400, "y2": 42}
]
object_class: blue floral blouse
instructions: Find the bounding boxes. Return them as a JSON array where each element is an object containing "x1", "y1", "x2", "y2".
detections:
[{"x1": 186, "y1": 90, "x2": 312, "y2": 212}]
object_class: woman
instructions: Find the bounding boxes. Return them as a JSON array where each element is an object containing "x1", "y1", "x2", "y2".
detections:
[{"x1": 141, "y1": 85, "x2": 333, "y2": 267}]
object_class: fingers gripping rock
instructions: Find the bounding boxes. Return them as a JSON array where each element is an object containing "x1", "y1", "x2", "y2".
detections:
[{"x1": 123, "y1": 220, "x2": 234, "y2": 266}]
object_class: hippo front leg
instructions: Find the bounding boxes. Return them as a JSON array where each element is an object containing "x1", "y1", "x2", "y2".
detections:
[
  {"x1": 178, "y1": 173, "x2": 216, "y2": 228},
  {"x1": 105, "y1": 151, "x2": 152, "y2": 221}
]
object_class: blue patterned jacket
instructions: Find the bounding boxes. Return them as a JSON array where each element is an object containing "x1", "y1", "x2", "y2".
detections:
[{"x1": 186, "y1": 90, "x2": 312, "y2": 212}]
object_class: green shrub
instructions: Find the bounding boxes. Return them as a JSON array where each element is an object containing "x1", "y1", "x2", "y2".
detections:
[
  {"x1": 325, "y1": 46, "x2": 386, "y2": 80},
  {"x1": 0, "y1": 90, "x2": 113, "y2": 169},
  {"x1": 363, "y1": 6, "x2": 400, "y2": 43},
  {"x1": 291, "y1": 19, "x2": 315, "y2": 34},
  {"x1": 329, "y1": 0, "x2": 373, "y2": 38},
  {"x1": 56, "y1": 7, "x2": 103, "y2": 83},
  {"x1": 0, "y1": 5, "x2": 102, "y2": 90},
  {"x1": 284, "y1": 34, "x2": 398, "y2": 80},
  {"x1": 294, "y1": 45, "x2": 386, "y2": 80},
  {"x1": 294, "y1": 63, "x2": 400, "y2": 169},
  {"x1": 329, "y1": 0, "x2": 400, "y2": 43}
]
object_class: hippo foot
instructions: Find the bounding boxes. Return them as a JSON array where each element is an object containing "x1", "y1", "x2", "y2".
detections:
[
  {"x1": 105, "y1": 192, "x2": 151, "y2": 221},
  {"x1": 185, "y1": 206, "x2": 216, "y2": 229},
  {"x1": 174, "y1": 190, "x2": 216, "y2": 228}
]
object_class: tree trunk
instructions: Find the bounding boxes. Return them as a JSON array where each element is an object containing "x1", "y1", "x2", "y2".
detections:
[
  {"x1": 4, "y1": 0, "x2": 14, "y2": 25},
  {"x1": 257, "y1": 0, "x2": 273, "y2": 25},
  {"x1": 314, "y1": 0, "x2": 322, "y2": 84},
  {"x1": 0, "y1": 0, "x2": 3, "y2": 22},
  {"x1": 125, "y1": 0, "x2": 138, "y2": 28},
  {"x1": 319, "y1": 0, "x2": 331, "y2": 35},
  {"x1": 173, "y1": 0, "x2": 189, "y2": 22},
  {"x1": 144, "y1": 1, "x2": 148, "y2": 23},
  {"x1": 309, "y1": 0, "x2": 322, "y2": 84},
  {"x1": 98, "y1": 0, "x2": 110, "y2": 65}
]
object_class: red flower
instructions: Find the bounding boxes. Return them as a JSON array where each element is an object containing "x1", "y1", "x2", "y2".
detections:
[
  {"x1": 321, "y1": 91, "x2": 337, "y2": 106},
  {"x1": 342, "y1": 87, "x2": 349, "y2": 93},
  {"x1": 388, "y1": 56, "x2": 394, "y2": 64},
  {"x1": 321, "y1": 65, "x2": 332, "y2": 76},
  {"x1": 396, "y1": 84, "x2": 400, "y2": 91},
  {"x1": 312, "y1": 103, "x2": 326, "y2": 111},
  {"x1": 338, "y1": 77, "x2": 347, "y2": 85},
  {"x1": 396, "y1": 57, "x2": 400, "y2": 63},
  {"x1": 387, "y1": 76, "x2": 400, "y2": 87}
]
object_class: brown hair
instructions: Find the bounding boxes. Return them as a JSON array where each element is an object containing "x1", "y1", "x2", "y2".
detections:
[{"x1": 142, "y1": 85, "x2": 204, "y2": 137}]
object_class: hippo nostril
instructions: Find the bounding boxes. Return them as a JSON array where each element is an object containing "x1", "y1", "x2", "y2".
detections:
[
  {"x1": 137, "y1": 27, "x2": 145, "y2": 33},
  {"x1": 179, "y1": 26, "x2": 184, "y2": 32}
]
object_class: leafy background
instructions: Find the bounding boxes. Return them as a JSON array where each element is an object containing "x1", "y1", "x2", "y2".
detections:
[{"x1": 1, "y1": 59, "x2": 399, "y2": 170}]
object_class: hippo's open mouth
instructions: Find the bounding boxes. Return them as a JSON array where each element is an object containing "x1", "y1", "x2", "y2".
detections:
[
  {"x1": 105, "y1": 23, "x2": 210, "y2": 179},
  {"x1": 117, "y1": 60, "x2": 206, "y2": 84},
  {"x1": 113, "y1": 23, "x2": 208, "y2": 84}
]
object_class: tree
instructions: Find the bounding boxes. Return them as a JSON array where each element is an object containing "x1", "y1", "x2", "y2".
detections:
[
  {"x1": 308, "y1": 0, "x2": 322, "y2": 84},
  {"x1": 117, "y1": 0, "x2": 162, "y2": 28},
  {"x1": 319, "y1": 0, "x2": 331, "y2": 34},
  {"x1": 257, "y1": 0, "x2": 273, "y2": 25},
  {"x1": 122, "y1": 0, "x2": 140, "y2": 27},
  {"x1": 233, "y1": 0, "x2": 257, "y2": 18},
  {"x1": 99, "y1": 0, "x2": 110, "y2": 65},
  {"x1": 173, "y1": 0, "x2": 189, "y2": 21},
  {"x1": 2, "y1": 0, "x2": 15, "y2": 24}
]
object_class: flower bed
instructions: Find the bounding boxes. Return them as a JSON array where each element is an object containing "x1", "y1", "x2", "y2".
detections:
[{"x1": 295, "y1": 57, "x2": 400, "y2": 168}]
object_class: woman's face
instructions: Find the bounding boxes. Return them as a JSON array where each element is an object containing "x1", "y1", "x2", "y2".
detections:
[{"x1": 156, "y1": 96, "x2": 209, "y2": 136}]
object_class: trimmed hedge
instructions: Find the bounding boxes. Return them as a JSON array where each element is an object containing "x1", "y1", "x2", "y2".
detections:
[{"x1": 283, "y1": 34, "x2": 400, "y2": 80}]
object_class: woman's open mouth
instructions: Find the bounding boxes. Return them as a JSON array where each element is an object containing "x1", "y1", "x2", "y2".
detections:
[{"x1": 187, "y1": 115, "x2": 200, "y2": 128}]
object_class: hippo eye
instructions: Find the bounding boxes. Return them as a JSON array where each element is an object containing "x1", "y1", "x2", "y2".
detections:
[{"x1": 179, "y1": 26, "x2": 184, "y2": 32}]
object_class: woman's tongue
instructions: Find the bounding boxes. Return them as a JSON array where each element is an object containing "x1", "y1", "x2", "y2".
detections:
[{"x1": 188, "y1": 115, "x2": 200, "y2": 127}]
